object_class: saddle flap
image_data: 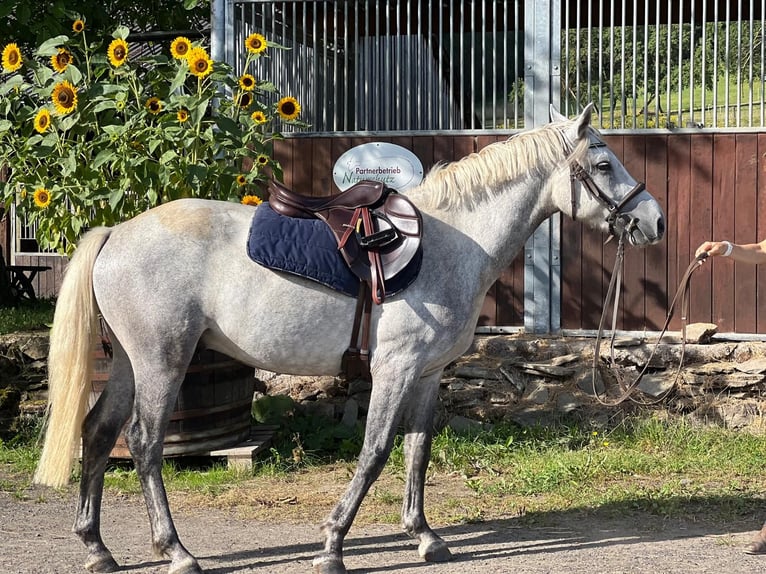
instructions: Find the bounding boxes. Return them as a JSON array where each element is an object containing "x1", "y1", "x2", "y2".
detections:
[{"x1": 339, "y1": 193, "x2": 422, "y2": 282}]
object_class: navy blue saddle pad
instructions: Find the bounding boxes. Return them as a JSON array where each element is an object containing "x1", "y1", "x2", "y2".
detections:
[{"x1": 247, "y1": 202, "x2": 421, "y2": 298}]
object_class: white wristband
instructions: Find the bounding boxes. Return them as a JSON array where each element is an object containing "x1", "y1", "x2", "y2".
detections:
[{"x1": 721, "y1": 241, "x2": 734, "y2": 257}]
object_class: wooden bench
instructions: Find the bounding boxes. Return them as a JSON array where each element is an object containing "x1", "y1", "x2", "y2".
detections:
[{"x1": 6, "y1": 264, "x2": 51, "y2": 301}]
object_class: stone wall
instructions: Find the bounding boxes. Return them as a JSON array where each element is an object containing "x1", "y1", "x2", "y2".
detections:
[{"x1": 3, "y1": 329, "x2": 766, "y2": 439}]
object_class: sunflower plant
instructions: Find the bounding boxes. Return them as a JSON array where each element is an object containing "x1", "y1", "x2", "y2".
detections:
[{"x1": 0, "y1": 21, "x2": 303, "y2": 255}]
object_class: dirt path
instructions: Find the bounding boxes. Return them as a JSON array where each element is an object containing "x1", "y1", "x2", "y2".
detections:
[{"x1": 3, "y1": 487, "x2": 766, "y2": 574}]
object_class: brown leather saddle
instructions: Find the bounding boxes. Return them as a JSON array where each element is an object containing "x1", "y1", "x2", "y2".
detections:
[{"x1": 268, "y1": 180, "x2": 423, "y2": 380}]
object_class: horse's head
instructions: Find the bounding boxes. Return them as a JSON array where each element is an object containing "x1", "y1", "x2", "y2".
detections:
[{"x1": 550, "y1": 103, "x2": 665, "y2": 246}]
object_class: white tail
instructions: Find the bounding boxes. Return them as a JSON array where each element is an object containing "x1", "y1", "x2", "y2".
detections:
[{"x1": 34, "y1": 227, "x2": 112, "y2": 488}]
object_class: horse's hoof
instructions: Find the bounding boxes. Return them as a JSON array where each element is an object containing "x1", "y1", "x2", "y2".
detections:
[
  {"x1": 168, "y1": 556, "x2": 203, "y2": 574},
  {"x1": 312, "y1": 555, "x2": 347, "y2": 574},
  {"x1": 745, "y1": 536, "x2": 766, "y2": 555},
  {"x1": 84, "y1": 553, "x2": 119, "y2": 573},
  {"x1": 419, "y1": 539, "x2": 453, "y2": 563}
]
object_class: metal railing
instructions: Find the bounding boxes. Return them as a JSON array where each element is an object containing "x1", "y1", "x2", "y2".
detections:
[
  {"x1": 562, "y1": 2, "x2": 766, "y2": 129},
  {"x1": 226, "y1": 0, "x2": 765, "y2": 133},
  {"x1": 228, "y1": 0, "x2": 525, "y2": 132}
]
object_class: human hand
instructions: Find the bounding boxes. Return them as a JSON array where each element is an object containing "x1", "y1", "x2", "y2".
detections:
[{"x1": 695, "y1": 241, "x2": 732, "y2": 259}]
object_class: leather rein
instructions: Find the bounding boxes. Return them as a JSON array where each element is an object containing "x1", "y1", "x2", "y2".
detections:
[{"x1": 567, "y1": 141, "x2": 708, "y2": 405}]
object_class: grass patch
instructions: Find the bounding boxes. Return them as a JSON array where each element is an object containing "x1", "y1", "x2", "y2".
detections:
[
  {"x1": 0, "y1": 299, "x2": 55, "y2": 335},
  {"x1": 3, "y1": 413, "x2": 765, "y2": 525}
]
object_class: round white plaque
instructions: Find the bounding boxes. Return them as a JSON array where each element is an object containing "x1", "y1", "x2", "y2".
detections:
[{"x1": 333, "y1": 142, "x2": 424, "y2": 192}]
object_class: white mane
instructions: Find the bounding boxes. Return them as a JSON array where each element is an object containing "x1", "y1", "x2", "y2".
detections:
[{"x1": 412, "y1": 122, "x2": 589, "y2": 211}]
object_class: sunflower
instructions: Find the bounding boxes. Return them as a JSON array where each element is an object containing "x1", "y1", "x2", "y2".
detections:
[
  {"x1": 51, "y1": 48, "x2": 72, "y2": 73},
  {"x1": 2, "y1": 43, "x2": 22, "y2": 72},
  {"x1": 145, "y1": 97, "x2": 162, "y2": 114},
  {"x1": 241, "y1": 194, "x2": 262, "y2": 206},
  {"x1": 72, "y1": 19, "x2": 85, "y2": 33},
  {"x1": 251, "y1": 110, "x2": 267, "y2": 124},
  {"x1": 276, "y1": 96, "x2": 301, "y2": 121},
  {"x1": 236, "y1": 174, "x2": 247, "y2": 186},
  {"x1": 170, "y1": 36, "x2": 192, "y2": 59},
  {"x1": 33, "y1": 188, "x2": 51, "y2": 209},
  {"x1": 187, "y1": 47, "x2": 213, "y2": 78},
  {"x1": 245, "y1": 33, "x2": 267, "y2": 55},
  {"x1": 33, "y1": 108, "x2": 52, "y2": 133},
  {"x1": 107, "y1": 38, "x2": 128, "y2": 67},
  {"x1": 177, "y1": 108, "x2": 189, "y2": 123},
  {"x1": 256, "y1": 154, "x2": 270, "y2": 167},
  {"x1": 51, "y1": 80, "x2": 78, "y2": 115},
  {"x1": 238, "y1": 92, "x2": 253, "y2": 109},
  {"x1": 238, "y1": 74, "x2": 256, "y2": 91}
]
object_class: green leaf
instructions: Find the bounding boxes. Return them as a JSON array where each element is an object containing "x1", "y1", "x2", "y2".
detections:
[
  {"x1": 92, "y1": 99, "x2": 117, "y2": 113},
  {"x1": 168, "y1": 65, "x2": 189, "y2": 94},
  {"x1": 112, "y1": 26, "x2": 131, "y2": 41},
  {"x1": 92, "y1": 149, "x2": 117, "y2": 169},
  {"x1": 61, "y1": 152, "x2": 77, "y2": 176},
  {"x1": 63, "y1": 64, "x2": 83, "y2": 86},
  {"x1": 0, "y1": 74, "x2": 24, "y2": 96},
  {"x1": 0, "y1": 120, "x2": 12, "y2": 134},
  {"x1": 159, "y1": 150, "x2": 178, "y2": 164},
  {"x1": 36, "y1": 35, "x2": 70, "y2": 57},
  {"x1": 183, "y1": 0, "x2": 200, "y2": 9},
  {"x1": 56, "y1": 113, "x2": 80, "y2": 131},
  {"x1": 108, "y1": 187, "x2": 125, "y2": 210},
  {"x1": 215, "y1": 115, "x2": 241, "y2": 136}
]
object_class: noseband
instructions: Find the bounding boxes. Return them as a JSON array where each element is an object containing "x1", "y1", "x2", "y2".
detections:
[{"x1": 569, "y1": 141, "x2": 646, "y2": 239}]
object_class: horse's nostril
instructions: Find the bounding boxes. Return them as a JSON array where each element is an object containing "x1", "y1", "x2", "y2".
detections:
[{"x1": 657, "y1": 217, "x2": 665, "y2": 238}]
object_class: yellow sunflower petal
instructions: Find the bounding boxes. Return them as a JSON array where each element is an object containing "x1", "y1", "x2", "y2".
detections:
[
  {"x1": 245, "y1": 33, "x2": 267, "y2": 55},
  {"x1": 33, "y1": 188, "x2": 52, "y2": 208},
  {"x1": 170, "y1": 36, "x2": 192, "y2": 59},
  {"x1": 187, "y1": 47, "x2": 213, "y2": 78},
  {"x1": 276, "y1": 96, "x2": 301, "y2": 121},
  {"x1": 241, "y1": 194, "x2": 263, "y2": 206},
  {"x1": 2, "y1": 43, "x2": 22, "y2": 72},
  {"x1": 51, "y1": 80, "x2": 78, "y2": 115},
  {"x1": 34, "y1": 109, "x2": 52, "y2": 133},
  {"x1": 107, "y1": 38, "x2": 129, "y2": 67}
]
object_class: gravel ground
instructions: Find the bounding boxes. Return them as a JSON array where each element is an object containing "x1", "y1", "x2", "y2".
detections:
[{"x1": 3, "y1": 488, "x2": 766, "y2": 574}]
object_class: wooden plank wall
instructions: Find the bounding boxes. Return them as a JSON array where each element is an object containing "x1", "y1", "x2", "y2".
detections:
[
  {"x1": 20, "y1": 132, "x2": 766, "y2": 335},
  {"x1": 562, "y1": 132, "x2": 766, "y2": 334},
  {"x1": 276, "y1": 132, "x2": 766, "y2": 334},
  {"x1": 273, "y1": 135, "x2": 526, "y2": 327}
]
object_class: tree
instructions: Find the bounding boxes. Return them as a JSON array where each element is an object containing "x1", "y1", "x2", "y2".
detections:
[{"x1": 0, "y1": 0, "x2": 210, "y2": 49}]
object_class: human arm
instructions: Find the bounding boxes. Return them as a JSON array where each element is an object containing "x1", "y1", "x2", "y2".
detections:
[{"x1": 695, "y1": 239, "x2": 766, "y2": 264}]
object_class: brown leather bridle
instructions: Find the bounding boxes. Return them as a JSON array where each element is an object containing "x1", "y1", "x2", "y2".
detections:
[
  {"x1": 569, "y1": 141, "x2": 647, "y2": 240},
  {"x1": 565, "y1": 136, "x2": 705, "y2": 405}
]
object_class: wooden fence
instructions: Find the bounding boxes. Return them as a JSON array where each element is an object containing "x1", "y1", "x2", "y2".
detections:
[
  {"x1": 8, "y1": 131, "x2": 765, "y2": 335},
  {"x1": 274, "y1": 131, "x2": 766, "y2": 334}
]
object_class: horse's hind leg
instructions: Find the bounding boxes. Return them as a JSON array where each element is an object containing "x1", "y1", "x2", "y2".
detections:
[
  {"x1": 124, "y1": 353, "x2": 202, "y2": 574},
  {"x1": 400, "y1": 371, "x2": 453, "y2": 563},
  {"x1": 73, "y1": 340, "x2": 134, "y2": 573}
]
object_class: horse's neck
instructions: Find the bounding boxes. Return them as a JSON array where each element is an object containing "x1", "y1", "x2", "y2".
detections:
[{"x1": 416, "y1": 178, "x2": 555, "y2": 280}]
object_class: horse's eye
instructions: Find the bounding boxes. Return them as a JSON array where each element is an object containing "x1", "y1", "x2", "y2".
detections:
[{"x1": 596, "y1": 161, "x2": 611, "y2": 172}]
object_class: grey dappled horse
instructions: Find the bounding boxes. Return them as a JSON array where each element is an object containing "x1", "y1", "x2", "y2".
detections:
[{"x1": 35, "y1": 104, "x2": 664, "y2": 574}]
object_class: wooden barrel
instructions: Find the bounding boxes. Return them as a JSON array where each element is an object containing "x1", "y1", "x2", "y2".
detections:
[{"x1": 90, "y1": 339, "x2": 256, "y2": 458}]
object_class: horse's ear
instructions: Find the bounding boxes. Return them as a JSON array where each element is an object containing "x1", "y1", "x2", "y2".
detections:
[
  {"x1": 568, "y1": 103, "x2": 595, "y2": 143},
  {"x1": 549, "y1": 105, "x2": 568, "y2": 123}
]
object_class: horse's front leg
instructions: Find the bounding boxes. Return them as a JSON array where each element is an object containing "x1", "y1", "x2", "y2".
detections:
[
  {"x1": 313, "y1": 369, "x2": 416, "y2": 574},
  {"x1": 400, "y1": 371, "x2": 453, "y2": 563},
  {"x1": 746, "y1": 522, "x2": 766, "y2": 554}
]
